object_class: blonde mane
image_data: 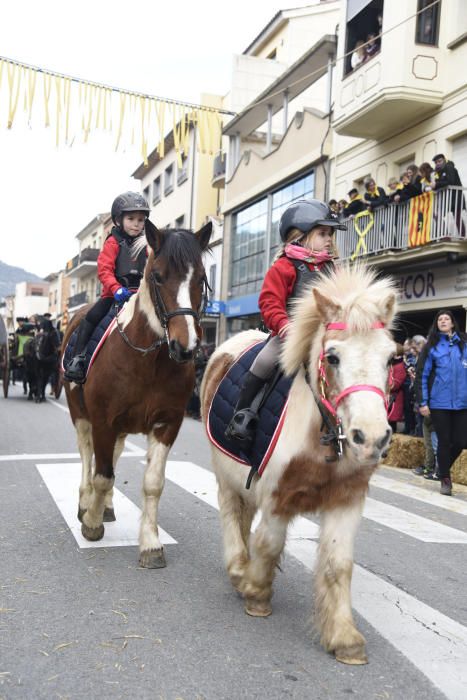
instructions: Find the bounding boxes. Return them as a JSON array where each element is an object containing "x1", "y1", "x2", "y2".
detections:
[{"x1": 281, "y1": 264, "x2": 398, "y2": 375}]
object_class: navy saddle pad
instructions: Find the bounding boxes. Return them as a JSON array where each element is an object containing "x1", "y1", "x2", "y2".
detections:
[
  {"x1": 63, "y1": 307, "x2": 118, "y2": 376},
  {"x1": 207, "y1": 341, "x2": 293, "y2": 475}
]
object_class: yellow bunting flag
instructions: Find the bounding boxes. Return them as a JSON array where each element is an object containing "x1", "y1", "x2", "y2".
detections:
[{"x1": 408, "y1": 192, "x2": 434, "y2": 247}]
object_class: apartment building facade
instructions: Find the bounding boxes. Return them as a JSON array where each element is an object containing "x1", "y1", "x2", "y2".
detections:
[
  {"x1": 132, "y1": 96, "x2": 225, "y2": 345},
  {"x1": 331, "y1": 0, "x2": 467, "y2": 334},
  {"x1": 65, "y1": 213, "x2": 112, "y2": 315}
]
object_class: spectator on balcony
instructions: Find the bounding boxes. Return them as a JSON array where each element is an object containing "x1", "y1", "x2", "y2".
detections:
[
  {"x1": 351, "y1": 40, "x2": 367, "y2": 71},
  {"x1": 392, "y1": 172, "x2": 419, "y2": 204},
  {"x1": 365, "y1": 32, "x2": 380, "y2": 59},
  {"x1": 406, "y1": 164, "x2": 422, "y2": 190},
  {"x1": 363, "y1": 178, "x2": 387, "y2": 211},
  {"x1": 343, "y1": 189, "x2": 366, "y2": 218},
  {"x1": 387, "y1": 177, "x2": 404, "y2": 202},
  {"x1": 419, "y1": 162, "x2": 436, "y2": 192},
  {"x1": 328, "y1": 199, "x2": 339, "y2": 216},
  {"x1": 432, "y1": 154, "x2": 463, "y2": 189},
  {"x1": 337, "y1": 199, "x2": 349, "y2": 220}
]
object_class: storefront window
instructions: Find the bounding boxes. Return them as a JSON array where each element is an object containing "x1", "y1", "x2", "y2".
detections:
[{"x1": 230, "y1": 171, "x2": 314, "y2": 298}]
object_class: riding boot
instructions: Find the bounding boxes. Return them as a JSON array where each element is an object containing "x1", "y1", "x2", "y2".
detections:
[
  {"x1": 225, "y1": 371, "x2": 267, "y2": 448},
  {"x1": 64, "y1": 319, "x2": 95, "y2": 383}
]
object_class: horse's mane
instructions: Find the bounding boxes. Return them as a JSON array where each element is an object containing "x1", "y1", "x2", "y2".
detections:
[
  {"x1": 281, "y1": 264, "x2": 398, "y2": 376},
  {"x1": 158, "y1": 228, "x2": 204, "y2": 275}
]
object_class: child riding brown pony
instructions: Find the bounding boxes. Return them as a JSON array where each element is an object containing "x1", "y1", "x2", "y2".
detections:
[{"x1": 62, "y1": 221, "x2": 212, "y2": 568}]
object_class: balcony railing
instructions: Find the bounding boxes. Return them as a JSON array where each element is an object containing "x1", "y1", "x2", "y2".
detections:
[
  {"x1": 67, "y1": 291, "x2": 88, "y2": 308},
  {"x1": 67, "y1": 247, "x2": 99, "y2": 271},
  {"x1": 212, "y1": 151, "x2": 226, "y2": 188},
  {"x1": 336, "y1": 187, "x2": 466, "y2": 262}
]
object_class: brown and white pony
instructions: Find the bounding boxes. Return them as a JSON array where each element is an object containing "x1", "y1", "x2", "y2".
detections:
[
  {"x1": 63, "y1": 222, "x2": 212, "y2": 568},
  {"x1": 201, "y1": 266, "x2": 397, "y2": 664}
]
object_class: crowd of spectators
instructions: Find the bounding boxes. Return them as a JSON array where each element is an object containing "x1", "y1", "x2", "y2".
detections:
[{"x1": 329, "y1": 154, "x2": 464, "y2": 222}]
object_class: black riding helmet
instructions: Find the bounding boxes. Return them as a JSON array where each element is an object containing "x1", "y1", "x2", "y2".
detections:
[
  {"x1": 279, "y1": 199, "x2": 346, "y2": 242},
  {"x1": 111, "y1": 192, "x2": 150, "y2": 225}
]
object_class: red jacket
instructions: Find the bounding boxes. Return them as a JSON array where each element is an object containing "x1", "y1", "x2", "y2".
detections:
[
  {"x1": 98, "y1": 236, "x2": 122, "y2": 298},
  {"x1": 259, "y1": 255, "x2": 331, "y2": 336},
  {"x1": 388, "y1": 358, "x2": 407, "y2": 422}
]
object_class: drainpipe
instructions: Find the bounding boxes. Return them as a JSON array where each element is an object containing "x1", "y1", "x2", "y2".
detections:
[
  {"x1": 266, "y1": 104, "x2": 273, "y2": 153},
  {"x1": 282, "y1": 90, "x2": 289, "y2": 134}
]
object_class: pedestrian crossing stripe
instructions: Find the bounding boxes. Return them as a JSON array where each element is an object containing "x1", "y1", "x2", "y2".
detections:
[{"x1": 37, "y1": 463, "x2": 176, "y2": 548}]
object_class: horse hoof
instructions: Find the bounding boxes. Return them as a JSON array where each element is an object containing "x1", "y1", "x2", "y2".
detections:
[
  {"x1": 244, "y1": 599, "x2": 272, "y2": 617},
  {"x1": 81, "y1": 522, "x2": 104, "y2": 541},
  {"x1": 335, "y1": 645, "x2": 368, "y2": 665},
  {"x1": 139, "y1": 549, "x2": 166, "y2": 569},
  {"x1": 103, "y1": 507, "x2": 116, "y2": 522},
  {"x1": 77, "y1": 507, "x2": 86, "y2": 522}
]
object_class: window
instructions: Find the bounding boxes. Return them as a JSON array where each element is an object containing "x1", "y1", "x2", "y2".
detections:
[
  {"x1": 230, "y1": 171, "x2": 314, "y2": 297},
  {"x1": 152, "y1": 176, "x2": 161, "y2": 204},
  {"x1": 344, "y1": 0, "x2": 383, "y2": 76},
  {"x1": 415, "y1": 0, "x2": 441, "y2": 46},
  {"x1": 164, "y1": 164, "x2": 174, "y2": 195},
  {"x1": 175, "y1": 214, "x2": 185, "y2": 228},
  {"x1": 31, "y1": 288, "x2": 44, "y2": 296},
  {"x1": 177, "y1": 153, "x2": 189, "y2": 185}
]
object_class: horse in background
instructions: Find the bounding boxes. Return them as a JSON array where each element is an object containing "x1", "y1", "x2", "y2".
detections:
[
  {"x1": 62, "y1": 222, "x2": 212, "y2": 568},
  {"x1": 201, "y1": 266, "x2": 397, "y2": 665},
  {"x1": 31, "y1": 320, "x2": 61, "y2": 402}
]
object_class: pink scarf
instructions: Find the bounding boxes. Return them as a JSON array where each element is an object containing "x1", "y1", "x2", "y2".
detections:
[{"x1": 284, "y1": 243, "x2": 334, "y2": 267}]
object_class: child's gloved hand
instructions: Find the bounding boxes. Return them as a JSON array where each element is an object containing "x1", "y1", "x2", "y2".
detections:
[{"x1": 114, "y1": 287, "x2": 131, "y2": 304}]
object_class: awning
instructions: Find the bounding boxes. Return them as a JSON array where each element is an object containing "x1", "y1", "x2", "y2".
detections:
[{"x1": 223, "y1": 35, "x2": 336, "y2": 138}]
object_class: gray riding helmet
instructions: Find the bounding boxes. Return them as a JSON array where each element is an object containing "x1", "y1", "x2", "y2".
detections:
[
  {"x1": 279, "y1": 199, "x2": 346, "y2": 242},
  {"x1": 111, "y1": 192, "x2": 150, "y2": 224}
]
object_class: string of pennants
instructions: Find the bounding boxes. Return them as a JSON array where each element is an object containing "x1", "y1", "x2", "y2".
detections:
[{"x1": 0, "y1": 57, "x2": 232, "y2": 166}]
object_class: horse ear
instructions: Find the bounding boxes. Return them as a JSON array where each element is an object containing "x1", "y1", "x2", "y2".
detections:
[
  {"x1": 312, "y1": 288, "x2": 341, "y2": 323},
  {"x1": 145, "y1": 219, "x2": 164, "y2": 254},
  {"x1": 195, "y1": 221, "x2": 212, "y2": 251},
  {"x1": 379, "y1": 291, "x2": 397, "y2": 326}
]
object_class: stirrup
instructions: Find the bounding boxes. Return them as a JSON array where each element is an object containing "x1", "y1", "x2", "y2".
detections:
[
  {"x1": 64, "y1": 353, "x2": 87, "y2": 383},
  {"x1": 225, "y1": 408, "x2": 259, "y2": 447}
]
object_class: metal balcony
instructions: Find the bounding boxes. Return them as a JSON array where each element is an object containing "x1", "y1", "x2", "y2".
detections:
[
  {"x1": 66, "y1": 247, "x2": 100, "y2": 278},
  {"x1": 212, "y1": 151, "x2": 226, "y2": 189},
  {"x1": 336, "y1": 187, "x2": 467, "y2": 265},
  {"x1": 67, "y1": 291, "x2": 88, "y2": 310}
]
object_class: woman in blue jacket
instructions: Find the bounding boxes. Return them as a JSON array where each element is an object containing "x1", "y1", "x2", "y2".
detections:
[{"x1": 420, "y1": 310, "x2": 467, "y2": 495}]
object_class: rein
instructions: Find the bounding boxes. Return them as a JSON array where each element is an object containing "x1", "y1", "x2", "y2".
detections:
[{"x1": 307, "y1": 320, "x2": 389, "y2": 461}]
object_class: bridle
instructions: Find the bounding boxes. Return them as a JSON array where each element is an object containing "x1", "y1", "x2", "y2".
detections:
[
  {"x1": 306, "y1": 320, "x2": 390, "y2": 460},
  {"x1": 115, "y1": 268, "x2": 211, "y2": 360}
]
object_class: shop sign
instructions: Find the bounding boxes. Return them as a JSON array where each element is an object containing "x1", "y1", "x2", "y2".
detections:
[
  {"x1": 204, "y1": 300, "x2": 225, "y2": 317},
  {"x1": 225, "y1": 293, "x2": 260, "y2": 317},
  {"x1": 398, "y1": 264, "x2": 467, "y2": 304}
]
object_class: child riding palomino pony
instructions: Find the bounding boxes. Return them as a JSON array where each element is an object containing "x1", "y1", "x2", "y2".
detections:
[
  {"x1": 201, "y1": 266, "x2": 397, "y2": 665},
  {"x1": 63, "y1": 222, "x2": 212, "y2": 568}
]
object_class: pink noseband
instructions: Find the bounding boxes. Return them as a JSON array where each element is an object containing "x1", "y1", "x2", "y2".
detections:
[{"x1": 319, "y1": 321, "x2": 388, "y2": 418}]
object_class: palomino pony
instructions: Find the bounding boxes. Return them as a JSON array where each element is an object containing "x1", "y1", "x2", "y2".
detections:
[
  {"x1": 63, "y1": 222, "x2": 212, "y2": 568},
  {"x1": 201, "y1": 266, "x2": 397, "y2": 664}
]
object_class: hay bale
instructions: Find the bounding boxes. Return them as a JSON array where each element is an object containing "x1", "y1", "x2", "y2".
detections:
[
  {"x1": 384, "y1": 433, "x2": 425, "y2": 469},
  {"x1": 451, "y1": 450, "x2": 467, "y2": 486}
]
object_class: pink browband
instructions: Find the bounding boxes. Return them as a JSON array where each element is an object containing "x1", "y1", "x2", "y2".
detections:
[{"x1": 319, "y1": 320, "x2": 388, "y2": 418}]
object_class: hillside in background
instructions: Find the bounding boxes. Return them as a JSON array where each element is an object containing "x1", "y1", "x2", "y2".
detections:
[{"x1": 0, "y1": 260, "x2": 44, "y2": 299}]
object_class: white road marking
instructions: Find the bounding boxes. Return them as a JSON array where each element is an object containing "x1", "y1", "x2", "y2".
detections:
[
  {"x1": 164, "y1": 460, "x2": 467, "y2": 700},
  {"x1": 36, "y1": 463, "x2": 176, "y2": 549},
  {"x1": 372, "y1": 472, "x2": 467, "y2": 516},
  {"x1": 363, "y1": 497, "x2": 467, "y2": 543}
]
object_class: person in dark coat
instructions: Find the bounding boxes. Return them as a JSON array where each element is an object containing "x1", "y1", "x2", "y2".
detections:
[
  {"x1": 343, "y1": 189, "x2": 366, "y2": 217},
  {"x1": 363, "y1": 178, "x2": 387, "y2": 211}
]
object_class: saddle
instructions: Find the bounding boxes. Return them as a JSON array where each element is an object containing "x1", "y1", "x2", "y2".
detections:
[
  {"x1": 207, "y1": 341, "x2": 293, "y2": 480},
  {"x1": 62, "y1": 307, "x2": 118, "y2": 380}
]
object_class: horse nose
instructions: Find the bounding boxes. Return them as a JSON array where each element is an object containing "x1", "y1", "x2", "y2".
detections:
[
  {"x1": 350, "y1": 427, "x2": 392, "y2": 451},
  {"x1": 169, "y1": 340, "x2": 194, "y2": 363}
]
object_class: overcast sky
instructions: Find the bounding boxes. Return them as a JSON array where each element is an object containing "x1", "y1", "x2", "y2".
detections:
[{"x1": 0, "y1": 0, "x2": 305, "y2": 279}]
